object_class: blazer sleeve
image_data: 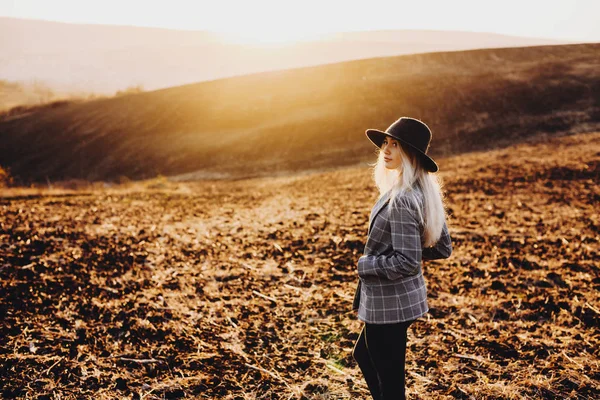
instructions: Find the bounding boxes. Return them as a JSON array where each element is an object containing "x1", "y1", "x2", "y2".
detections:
[
  {"x1": 357, "y1": 200, "x2": 422, "y2": 281},
  {"x1": 422, "y1": 220, "x2": 453, "y2": 260}
]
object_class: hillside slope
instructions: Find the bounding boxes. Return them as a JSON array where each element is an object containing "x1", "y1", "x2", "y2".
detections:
[
  {"x1": 1, "y1": 16, "x2": 569, "y2": 93},
  {"x1": 1, "y1": 43, "x2": 599, "y2": 185}
]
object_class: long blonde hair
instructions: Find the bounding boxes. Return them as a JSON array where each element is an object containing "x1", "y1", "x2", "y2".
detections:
[{"x1": 371, "y1": 143, "x2": 448, "y2": 247}]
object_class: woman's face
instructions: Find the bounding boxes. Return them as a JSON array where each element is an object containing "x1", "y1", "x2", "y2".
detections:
[{"x1": 381, "y1": 136, "x2": 402, "y2": 170}]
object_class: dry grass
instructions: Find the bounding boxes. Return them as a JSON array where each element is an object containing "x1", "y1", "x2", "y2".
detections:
[{"x1": 0, "y1": 80, "x2": 144, "y2": 115}]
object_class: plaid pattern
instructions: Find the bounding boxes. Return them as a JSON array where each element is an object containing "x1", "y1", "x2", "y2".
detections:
[{"x1": 352, "y1": 189, "x2": 452, "y2": 324}]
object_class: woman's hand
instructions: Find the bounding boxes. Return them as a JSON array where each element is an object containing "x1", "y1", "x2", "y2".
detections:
[{"x1": 422, "y1": 221, "x2": 453, "y2": 260}]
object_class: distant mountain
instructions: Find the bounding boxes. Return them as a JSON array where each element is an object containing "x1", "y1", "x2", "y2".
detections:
[
  {"x1": 1, "y1": 42, "x2": 598, "y2": 185},
  {"x1": 1, "y1": 17, "x2": 572, "y2": 94}
]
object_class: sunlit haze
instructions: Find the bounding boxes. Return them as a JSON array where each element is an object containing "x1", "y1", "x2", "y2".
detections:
[{"x1": 1, "y1": 0, "x2": 600, "y2": 45}]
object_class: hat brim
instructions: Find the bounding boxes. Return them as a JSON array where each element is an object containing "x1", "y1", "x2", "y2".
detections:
[{"x1": 366, "y1": 129, "x2": 439, "y2": 173}]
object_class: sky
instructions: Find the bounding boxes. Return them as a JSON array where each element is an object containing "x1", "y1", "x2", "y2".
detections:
[{"x1": 1, "y1": 0, "x2": 599, "y2": 44}]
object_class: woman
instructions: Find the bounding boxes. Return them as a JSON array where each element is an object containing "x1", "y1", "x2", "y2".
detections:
[{"x1": 352, "y1": 117, "x2": 453, "y2": 400}]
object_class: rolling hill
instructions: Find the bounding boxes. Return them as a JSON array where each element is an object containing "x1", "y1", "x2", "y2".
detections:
[
  {"x1": 1, "y1": 16, "x2": 570, "y2": 94},
  {"x1": 0, "y1": 42, "x2": 599, "y2": 186}
]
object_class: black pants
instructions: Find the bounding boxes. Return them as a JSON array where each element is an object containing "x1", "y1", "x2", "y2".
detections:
[{"x1": 352, "y1": 320, "x2": 415, "y2": 400}]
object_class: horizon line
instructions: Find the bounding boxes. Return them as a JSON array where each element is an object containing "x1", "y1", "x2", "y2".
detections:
[{"x1": 1, "y1": 15, "x2": 594, "y2": 44}]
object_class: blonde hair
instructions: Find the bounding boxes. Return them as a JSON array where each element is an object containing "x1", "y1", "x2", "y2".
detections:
[{"x1": 370, "y1": 143, "x2": 448, "y2": 247}]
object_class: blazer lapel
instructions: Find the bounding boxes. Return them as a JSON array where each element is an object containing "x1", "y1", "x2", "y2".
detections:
[{"x1": 367, "y1": 190, "x2": 391, "y2": 235}]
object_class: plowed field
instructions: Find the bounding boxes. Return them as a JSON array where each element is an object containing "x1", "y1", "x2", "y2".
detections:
[{"x1": 1, "y1": 132, "x2": 599, "y2": 399}]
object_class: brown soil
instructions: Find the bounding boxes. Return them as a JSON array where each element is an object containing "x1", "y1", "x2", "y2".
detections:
[{"x1": 1, "y1": 131, "x2": 599, "y2": 399}]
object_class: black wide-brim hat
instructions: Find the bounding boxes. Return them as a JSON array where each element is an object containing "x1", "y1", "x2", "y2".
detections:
[{"x1": 366, "y1": 117, "x2": 439, "y2": 173}]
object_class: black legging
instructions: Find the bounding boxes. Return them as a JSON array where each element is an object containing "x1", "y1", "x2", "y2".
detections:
[{"x1": 352, "y1": 319, "x2": 415, "y2": 400}]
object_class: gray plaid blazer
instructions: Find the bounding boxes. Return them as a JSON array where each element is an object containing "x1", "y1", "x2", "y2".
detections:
[{"x1": 352, "y1": 188, "x2": 452, "y2": 324}]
